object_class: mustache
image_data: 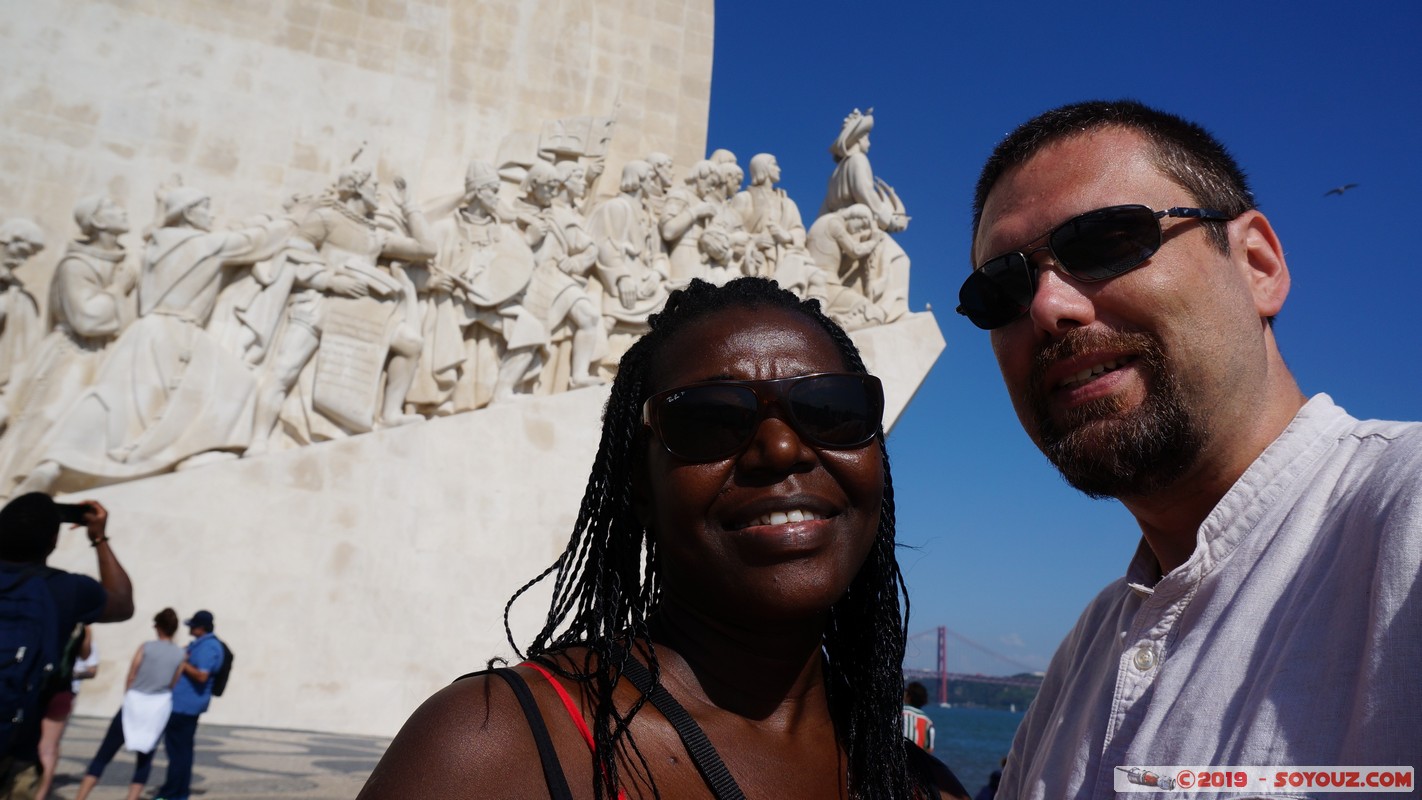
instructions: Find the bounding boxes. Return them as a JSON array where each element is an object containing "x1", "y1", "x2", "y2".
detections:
[{"x1": 1030, "y1": 328, "x2": 1159, "y2": 392}]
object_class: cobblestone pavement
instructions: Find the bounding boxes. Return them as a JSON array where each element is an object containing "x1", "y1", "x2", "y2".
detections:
[{"x1": 45, "y1": 715, "x2": 389, "y2": 800}]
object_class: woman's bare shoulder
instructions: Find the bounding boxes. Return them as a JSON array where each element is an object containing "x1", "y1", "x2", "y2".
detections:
[{"x1": 356, "y1": 669, "x2": 553, "y2": 799}]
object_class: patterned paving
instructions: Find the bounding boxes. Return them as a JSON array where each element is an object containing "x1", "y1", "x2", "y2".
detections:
[{"x1": 45, "y1": 715, "x2": 390, "y2": 800}]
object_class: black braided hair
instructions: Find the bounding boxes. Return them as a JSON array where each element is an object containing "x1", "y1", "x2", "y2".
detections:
[{"x1": 502, "y1": 276, "x2": 925, "y2": 799}]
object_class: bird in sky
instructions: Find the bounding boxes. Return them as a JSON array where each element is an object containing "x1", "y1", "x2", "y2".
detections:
[{"x1": 1324, "y1": 183, "x2": 1359, "y2": 197}]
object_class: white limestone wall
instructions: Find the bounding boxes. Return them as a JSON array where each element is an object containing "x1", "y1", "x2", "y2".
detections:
[
  {"x1": 0, "y1": 0, "x2": 715, "y2": 305},
  {"x1": 48, "y1": 312, "x2": 945, "y2": 736}
]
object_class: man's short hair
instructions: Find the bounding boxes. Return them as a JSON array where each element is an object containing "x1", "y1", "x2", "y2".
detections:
[
  {"x1": 972, "y1": 99, "x2": 1256, "y2": 254},
  {"x1": 0, "y1": 492, "x2": 62, "y2": 563},
  {"x1": 905, "y1": 681, "x2": 929, "y2": 708}
]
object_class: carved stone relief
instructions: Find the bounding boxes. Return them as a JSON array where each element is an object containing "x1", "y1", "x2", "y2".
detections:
[
  {"x1": 818, "y1": 108, "x2": 912, "y2": 327},
  {"x1": 0, "y1": 111, "x2": 915, "y2": 497}
]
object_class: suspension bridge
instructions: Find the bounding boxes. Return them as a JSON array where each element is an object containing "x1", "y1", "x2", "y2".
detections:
[{"x1": 902, "y1": 627, "x2": 1044, "y2": 703}]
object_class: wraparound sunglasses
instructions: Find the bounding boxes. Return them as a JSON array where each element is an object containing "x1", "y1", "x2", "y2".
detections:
[
  {"x1": 642, "y1": 372, "x2": 884, "y2": 462},
  {"x1": 957, "y1": 204, "x2": 1235, "y2": 330}
]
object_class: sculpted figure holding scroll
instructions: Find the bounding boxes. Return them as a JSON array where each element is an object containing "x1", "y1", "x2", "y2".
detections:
[{"x1": 246, "y1": 167, "x2": 434, "y2": 452}]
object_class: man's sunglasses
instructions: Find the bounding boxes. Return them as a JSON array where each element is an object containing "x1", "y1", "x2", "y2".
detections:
[
  {"x1": 642, "y1": 372, "x2": 884, "y2": 462},
  {"x1": 956, "y1": 204, "x2": 1235, "y2": 330}
]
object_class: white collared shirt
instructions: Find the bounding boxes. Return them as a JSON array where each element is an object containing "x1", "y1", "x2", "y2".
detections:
[{"x1": 998, "y1": 395, "x2": 1422, "y2": 800}]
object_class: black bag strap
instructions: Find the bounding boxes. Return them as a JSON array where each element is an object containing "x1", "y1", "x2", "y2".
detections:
[
  {"x1": 610, "y1": 645, "x2": 747, "y2": 800},
  {"x1": 488, "y1": 668, "x2": 575, "y2": 800}
]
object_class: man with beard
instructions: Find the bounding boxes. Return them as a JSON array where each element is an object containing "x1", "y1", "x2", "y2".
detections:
[{"x1": 960, "y1": 100, "x2": 1421, "y2": 799}]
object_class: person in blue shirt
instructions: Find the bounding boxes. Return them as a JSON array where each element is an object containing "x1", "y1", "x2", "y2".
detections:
[{"x1": 154, "y1": 609, "x2": 223, "y2": 800}]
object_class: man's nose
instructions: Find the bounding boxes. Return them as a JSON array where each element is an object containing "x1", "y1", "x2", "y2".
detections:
[{"x1": 1027, "y1": 256, "x2": 1096, "y2": 335}]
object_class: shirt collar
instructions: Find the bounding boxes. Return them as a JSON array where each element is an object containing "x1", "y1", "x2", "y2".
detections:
[{"x1": 1123, "y1": 393, "x2": 1350, "y2": 596}]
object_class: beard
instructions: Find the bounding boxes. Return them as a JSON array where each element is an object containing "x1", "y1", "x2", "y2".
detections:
[{"x1": 1028, "y1": 329, "x2": 1205, "y2": 499}]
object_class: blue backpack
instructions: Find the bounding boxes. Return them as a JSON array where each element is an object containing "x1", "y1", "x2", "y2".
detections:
[{"x1": 0, "y1": 566, "x2": 58, "y2": 751}]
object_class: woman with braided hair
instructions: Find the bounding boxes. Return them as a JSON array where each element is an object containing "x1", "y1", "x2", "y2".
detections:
[{"x1": 360, "y1": 277, "x2": 966, "y2": 799}]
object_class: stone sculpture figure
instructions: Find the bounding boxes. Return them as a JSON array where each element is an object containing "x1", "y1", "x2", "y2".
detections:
[
  {"x1": 819, "y1": 108, "x2": 911, "y2": 322},
  {"x1": 708, "y1": 148, "x2": 738, "y2": 166},
  {"x1": 16, "y1": 188, "x2": 294, "y2": 495},
  {"x1": 805, "y1": 203, "x2": 889, "y2": 331},
  {"x1": 0, "y1": 219, "x2": 46, "y2": 398},
  {"x1": 513, "y1": 161, "x2": 604, "y2": 391},
  {"x1": 0, "y1": 200, "x2": 137, "y2": 497},
  {"x1": 554, "y1": 157, "x2": 605, "y2": 217},
  {"x1": 719, "y1": 161, "x2": 743, "y2": 203},
  {"x1": 246, "y1": 167, "x2": 433, "y2": 452},
  {"x1": 660, "y1": 160, "x2": 748, "y2": 287},
  {"x1": 211, "y1": 192, "x2": 327, "y2": 369},
  {"x1": 585, "y1": 159, "x2": 670, "y2": 368},
  {"x1": 0, "y1": 117, "x2": 923, "y2": 493},
  {"x1": 730, "y1": 153, "x2": 826, "y2": 301},
  {"x1": 644, "y1": 152, "x2": 676, "y2": 219},
  {"x1": 406, "y1": 161, "x2": 542, "y2": 412}
]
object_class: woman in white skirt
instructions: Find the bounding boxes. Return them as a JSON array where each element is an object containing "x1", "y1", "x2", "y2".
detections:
[{"x1": 74, "y1": 608, "x2": 185, "y2": 800}]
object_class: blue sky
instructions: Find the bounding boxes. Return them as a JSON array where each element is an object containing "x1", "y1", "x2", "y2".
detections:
[{"x1": 706, "y1": 1, "x2": 1422, "y2": 674}]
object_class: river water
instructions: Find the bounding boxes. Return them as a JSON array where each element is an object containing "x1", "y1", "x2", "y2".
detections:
[{"x1": 926, "y1": 705, "x2": 1024, "y2": 797}]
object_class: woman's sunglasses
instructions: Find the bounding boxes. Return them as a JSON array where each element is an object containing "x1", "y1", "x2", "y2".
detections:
[
  {"x1": 956, "y1": 204, "x2": 1235, "y2": 330},
  {"x1": 642, "y1": 372, "x2": 884, "y2": 462}
]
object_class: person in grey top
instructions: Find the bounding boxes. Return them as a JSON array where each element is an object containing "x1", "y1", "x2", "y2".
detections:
[
  {"x1": 961, "y1": 100, "x2": 1421, "y2": 799},
  {"x1": 74, "y1": 608, "x2": 185, "y2": 800}
]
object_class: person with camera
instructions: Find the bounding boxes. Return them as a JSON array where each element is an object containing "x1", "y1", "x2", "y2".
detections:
[{"x1": 0, "y1": 493, "x2": 134, "y2": 799}]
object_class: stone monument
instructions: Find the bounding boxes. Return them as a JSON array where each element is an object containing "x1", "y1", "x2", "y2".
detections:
[{"x1": 1, "y1": 1, "x2": 944, "y2": 737}]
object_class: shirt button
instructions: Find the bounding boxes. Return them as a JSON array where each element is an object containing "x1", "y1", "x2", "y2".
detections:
[{"x1": 1133, "y1": 645, "x2": 1156, "y2": 671}]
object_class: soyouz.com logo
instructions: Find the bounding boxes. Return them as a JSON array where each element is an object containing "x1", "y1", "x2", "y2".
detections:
[{"x1": 1115, "y1": 766, "x2": 1414, "y2": 793}]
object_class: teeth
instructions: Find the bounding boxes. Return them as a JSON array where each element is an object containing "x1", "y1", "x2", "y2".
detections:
[
  {"x1": 1061, "y1": 358, "x2": 1127, "y2": 389},
  {"x1": 750, "y1": 509, "x2": 823, "y2": 527}
]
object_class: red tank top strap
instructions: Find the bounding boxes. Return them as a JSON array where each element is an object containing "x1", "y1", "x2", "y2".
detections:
[{"x1": 521, "y1": 661, "x2": 628, "y2": 800}]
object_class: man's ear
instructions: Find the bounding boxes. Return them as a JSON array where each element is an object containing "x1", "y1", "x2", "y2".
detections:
[{"x1": 1232, "y1": 210, "x2": 1290, "y2": 318}]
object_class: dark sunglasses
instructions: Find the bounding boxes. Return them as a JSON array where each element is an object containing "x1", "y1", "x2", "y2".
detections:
[
  {"x1": 957, "y1": 204, "x2": 1235, "y2": 330},
  {"x1": 642, "y1": 372, "x2": 884, "y2": 462}
]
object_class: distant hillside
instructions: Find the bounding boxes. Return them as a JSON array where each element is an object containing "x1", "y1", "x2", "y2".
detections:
[{"x1": 941, "y1": 674, "x2": 1042, "y2": 710}]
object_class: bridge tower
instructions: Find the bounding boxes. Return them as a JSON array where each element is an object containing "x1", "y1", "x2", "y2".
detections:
[{"x1": 937, "y1": 626, "x2": 948, "y2": 704}]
